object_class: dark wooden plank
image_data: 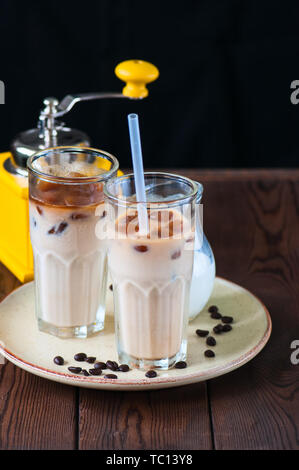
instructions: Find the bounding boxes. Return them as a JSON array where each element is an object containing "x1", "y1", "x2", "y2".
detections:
[
  {"x1": 0, "y1": 262, "x2": 78, "y2": 449},
  {"x1": 197, "y1": 172, "x2": 299, "y2": 450},
  {"x1": 79, "y1": 383, "x2": 212, "y2": 450}
]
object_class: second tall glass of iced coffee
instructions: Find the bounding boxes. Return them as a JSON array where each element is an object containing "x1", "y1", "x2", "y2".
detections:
[
  {"x1": 28, "y1": 146, "x2": 119, "y2": 338},
  {"x1": 105, "y1": 173, "x2": 197, "y2": 369}
]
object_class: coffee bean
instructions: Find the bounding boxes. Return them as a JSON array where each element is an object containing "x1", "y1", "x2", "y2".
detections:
[
  {"x1": 94, "y1": 362, "x2": 106, "y2": 370},
  {"x1": 175, "y1": 361, "x2": 187, "y2": 369},
  {"x1": 211, "y1": 311, "x2": 222, "y2": 320},
  {"x1": 68, "y1": 366, "x2": 82, "y2": 374},
  {"x1": 71, "y1": 213, "x2": 88, "y2": 220},
  {"x1": 222, "y1": 316, "x2": 233, "y2": 324},
  {"x1": 74, "y1": 353, "x2": 87, "y2": 362},
  {"x1": 101, "y1": 210, "x2": 107, "y2": 219},
  {"x1": 134, "y1": 245, "x2": 149, "y2": 253},
  {"x1": 48, "y1": 226, "x2": 56, "y2": 234},
  {"x1": 222, "y1": 324, "x2": 233, "y2": 332},
  {"x1": 204, "y1": 350, "x2": 215, "y2": 358},
  {"x1": 145, "y1": 370, "x2": 157, "y2": 378},
  {"x1": 117, "y1": 364, "x2": 130, "y2": 372},
  {"x1": 89, "y1": 368, "x2": 102, "y2": 376},
  {"x1": 53, "y1": 356, "x2": 64, "y2": 366},
  {"x1": 86, "y1": 357, "x2": 96, "y2": 364},
  {"x1": 213, "y1": 324, "x2": 224, "y2": 334},
  {"x1": 104, "y1": 374, "x2": 118, "y2": 379},
  {"x1": 206, "y1": 336, "x2": 216, "y2": 347},
  {"x1": 82, "y1": 369, "x2": 90, "y2": 376},
  {"x1": 56, "y1": 222, "x2": 68, "y2": 234},
  {"x1": 208, "y1": 305, "x2": 218, "y2": 313},
  {"x1": 106, "y1": 360, "x2": 118, "y2": 371},
  {"x1": 171, "y1": 249, "x2": 181, "y2": 260},
  {"x1": 196, "y1": 329, "x2": 209, "y2": 337},
  {"x1": 109, "y1": 284, "x2": 113, "y2": 291}
]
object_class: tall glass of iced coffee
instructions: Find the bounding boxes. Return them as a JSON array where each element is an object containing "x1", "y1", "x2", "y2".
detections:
[
  {"x1": 27, "y1": 146, "x2": 119, "y2": 338},
  {"x1": 104, "y1": 172, "x2": 197, "y2": 369}
]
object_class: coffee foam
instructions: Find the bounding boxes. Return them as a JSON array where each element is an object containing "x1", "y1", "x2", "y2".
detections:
[{"x1": 33, "y1": 159, "x2": 106, "y2": 178}]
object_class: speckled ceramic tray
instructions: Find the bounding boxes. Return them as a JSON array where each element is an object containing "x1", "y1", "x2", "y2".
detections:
[{"x1": 0, "y1": 277, "x2": 271, "y2": 391}]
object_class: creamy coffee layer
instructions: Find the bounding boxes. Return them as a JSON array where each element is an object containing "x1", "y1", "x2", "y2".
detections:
[
  {"x1": 109, "y1": 209, "x2": 194, "y2": 361},
  {"x1": 30, "y1": 200, "x2": 107, "y2": 328},
  {"x1": 29, "y1": 165, "x2": 108, "y2": 330}
]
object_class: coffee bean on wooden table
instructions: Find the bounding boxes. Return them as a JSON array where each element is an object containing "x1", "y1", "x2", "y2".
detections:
[
  {"x1": 206, "y1": 336, "x2": 216, "y2": 347},
  {"x1": 68, "y1": 367, "x2": 82, "y2": 374},
  {"x1": 94, "y1": 362, "x2": 106, "y2": 370},
  {"x1": 53, "y1": 356, "x2": 64, "y2": 366},
  {"x1": 117, "y1": 364, "x2": 130, "y2": 372},
  {"x1": 196, "y1": 329, "x2": 209, "y2": 337},
  {"x1": 204, "y1": 350, "x2": 215, "y2": 358},
  {"x1": 89, "y1": 368, "x2": 102, "y2": 376},
  {"x1": 175, "y1": 361, "x2": 187, "y2": 369},
  {"x1": 222, "y1": 316, "x2": 234, "y2": 324},
  {"x1": 145, "y1": 370, "x2": 157, "y2": 378},
  {"x1": 74, "y1": 353, "x2": 87, "y2": 362},
  {"x1": 104, "y1": 374, "x2": 118, "y2": 379}
]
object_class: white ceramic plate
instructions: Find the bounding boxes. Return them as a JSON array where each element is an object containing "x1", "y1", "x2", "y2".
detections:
[{"x1": 0, "y1": 278, "x2": 271, "y2": 391}]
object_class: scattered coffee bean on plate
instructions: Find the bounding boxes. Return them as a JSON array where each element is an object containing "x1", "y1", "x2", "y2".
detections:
[
  {"x1": 175, "y1": 361, "x2": 187, "y2": 369},
  {"x1": 222, "y1": 316, "x2": 234, "y2": 324},
  {"x1": 53, "y1": 356, "x2": 64, "y2": 366},
  {"x1": 211, "y1": 311, "x2": 222, "y2": 320},
  {"x1": 89, "y1": 368, "x2": 102, "y2": 376},
  {"x1": 86, "y1": 356, "x2": 96, "y2": 364},
  {"x1": 208, "y1": 305, "x2": 218, "y2": 313},
  {"x1": 94, "y1": 362, "x2": 106, "y2": 370},
  {"x1": 204, "y1": 350, "x2": 215, "y2": 358},
  {"x1": 118, "y1": 364, "x2": 130, "y2": 372},
  {"x1": 196, "y1": 329, "x2": 209, "y2": 337},
  {"x1": 74, "y1": 353, "x2": 87, "y2": 362},
  {"x1": 106, "y1": 360, "x2": 118, "y2": 371},
  {"x1": 104, "y1": 374, "x2": 118, "y2": 379},
  {"x1": 68, "y1": 366, "x2": 82, "y2": 374},
  {"x1": 213, "y1": 324, "x2": 224, "y2": 334},
  {"x1": 206, "y1": 336, "x2": 216, "y2": 347},
  {"x1": 222, "y1": 324, "x2": 233, "y2": 332},
  {"x1": 82, "y1": 370, "x2": 90, "y2": 377},
  {"x1": 145, "y1": 370, "x2": 157, "y2": 378}
]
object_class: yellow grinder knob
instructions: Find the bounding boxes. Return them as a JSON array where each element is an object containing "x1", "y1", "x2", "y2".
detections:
[{"x1": 115, "y1": 59, "x2": 159, "y2": 98}]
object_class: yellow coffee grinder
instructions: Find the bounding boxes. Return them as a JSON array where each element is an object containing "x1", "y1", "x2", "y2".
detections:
[{"x1": 0, "y1": 59, "x2": 159, "y2": 282}]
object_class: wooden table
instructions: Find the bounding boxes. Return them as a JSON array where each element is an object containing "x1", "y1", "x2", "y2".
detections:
[{"x1": 0, "y1": 169, "x2": 298, "y2": 450}]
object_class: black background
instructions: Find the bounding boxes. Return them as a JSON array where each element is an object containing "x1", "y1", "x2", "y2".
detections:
[{"x1": 0, "y1": 0, "x2": 299, "y2": 169}]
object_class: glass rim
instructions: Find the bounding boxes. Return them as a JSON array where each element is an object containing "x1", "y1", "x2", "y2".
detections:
[
  {"x1": 104, "y1": 171, "x2": 202, "y2": 207},
  {"x1": 27, "y1": 146, "x2": 119, "y2": 184}
]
